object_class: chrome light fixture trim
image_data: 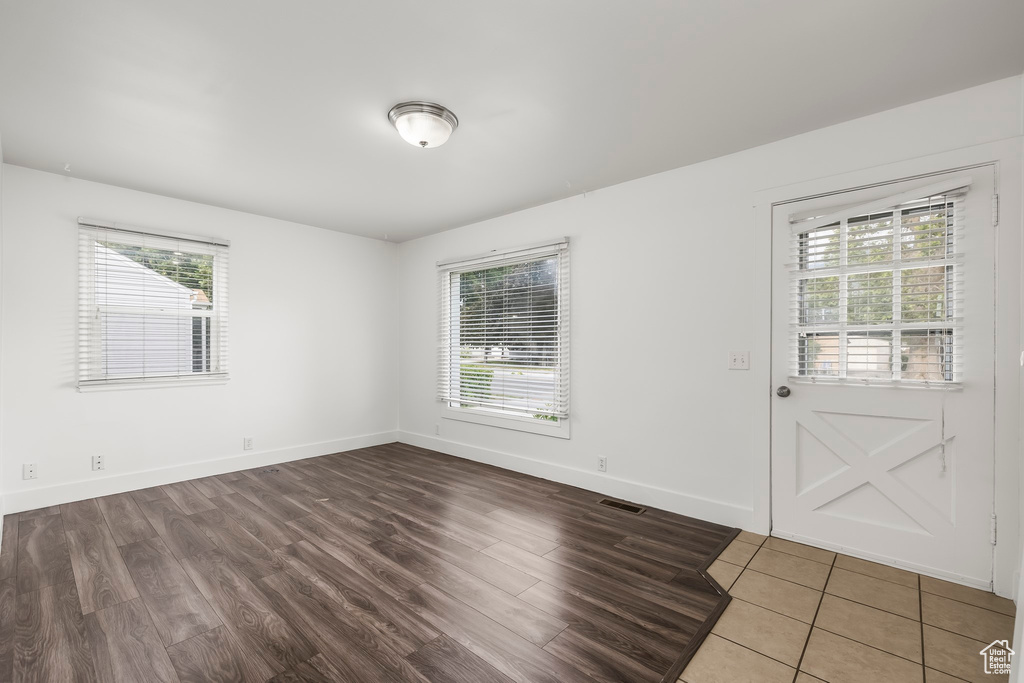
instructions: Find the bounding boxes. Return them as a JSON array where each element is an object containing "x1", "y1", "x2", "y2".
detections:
[{"x1": 388, "y1": 101, "x2": 459, "y2": 148}]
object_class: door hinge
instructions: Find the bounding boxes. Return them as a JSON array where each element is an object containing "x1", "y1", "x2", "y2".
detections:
[
  {"x1": 990, "y1": 514, "x2": 998, "y2": 546},
  {"x1": 992, "y1": 194, "x2": 999, "y2": 227}
]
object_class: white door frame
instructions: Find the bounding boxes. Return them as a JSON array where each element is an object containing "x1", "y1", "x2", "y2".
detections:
[{"x1": 751, "y1": 139, "x2": 1022, "y2": 596}]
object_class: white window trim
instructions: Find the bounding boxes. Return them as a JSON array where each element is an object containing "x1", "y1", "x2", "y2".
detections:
[
  {"x1": 77, "y1": 218, "x2": 230, "y2": 392},
  {"x1": 438, "y1": 238, "x2": 570, "y2": 437},
  {"x1": 441, "y1": 405, "x2": 571, "y2": 439},
  {"x1": 77, "y1": 376, "x2": 230, "y2": 393}
]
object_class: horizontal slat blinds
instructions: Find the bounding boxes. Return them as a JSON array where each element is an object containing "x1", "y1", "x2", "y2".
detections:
[
  {"x1": 438, "y1": 240, "x2": 570, "y2": 419},
  {"x1": 78, "y1": 219, "x2": 229, "y2": 389},
  {"x1": 788, "y1": 185, "x2": 967, "y2": 385}
]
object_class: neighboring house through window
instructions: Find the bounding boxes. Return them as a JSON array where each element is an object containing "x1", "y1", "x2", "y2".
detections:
[{"x1": 78, "y1": 219, "x2": 229, "y2": 389}]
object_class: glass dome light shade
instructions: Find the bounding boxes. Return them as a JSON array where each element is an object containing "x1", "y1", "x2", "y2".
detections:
[{"x1": 388, "y1": 102, "x2": 458, "y2": 149}]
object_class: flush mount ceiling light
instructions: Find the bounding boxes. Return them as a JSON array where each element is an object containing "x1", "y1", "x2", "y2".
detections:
[{"x1": 388, "y1": 101, "x2": 458, "y2": 148}]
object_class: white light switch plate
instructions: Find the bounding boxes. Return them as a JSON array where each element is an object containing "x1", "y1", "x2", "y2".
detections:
[{"x1": 728, "y1": 351, "x2": 750, "y2": 370}]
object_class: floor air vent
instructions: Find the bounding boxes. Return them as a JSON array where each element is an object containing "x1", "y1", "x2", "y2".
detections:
[
  {"x1": 257, "y1": 468, "x2": 280, "y2": 474},
  {"x1": 597, "y1": 498, "x2": 646, "y2": 514}
]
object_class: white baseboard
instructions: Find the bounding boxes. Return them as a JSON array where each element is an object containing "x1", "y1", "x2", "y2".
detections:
[
  {"x1": 2, "y1": 431, "x2": 399, "y2": 514},
  {"x1": 772, "y1": 529, "x2": 995, "y2": 594},
  {"x1": 397, "y1": 430, "x2": 754, "y2": 529}
]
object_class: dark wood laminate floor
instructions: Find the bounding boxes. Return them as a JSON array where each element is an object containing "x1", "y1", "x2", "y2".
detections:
[{"x1": 0, "y1": 443, "x2": 735, "y2": 683}]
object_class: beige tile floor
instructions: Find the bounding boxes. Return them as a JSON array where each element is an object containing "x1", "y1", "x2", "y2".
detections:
[{"x1": 680, "y1": 532, "x2": 1017, "y2": 683}]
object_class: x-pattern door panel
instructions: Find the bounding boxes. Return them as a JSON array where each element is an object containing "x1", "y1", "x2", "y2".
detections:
[{"x1": 789, "y1": 397, "x2": 956, "y2": 543}]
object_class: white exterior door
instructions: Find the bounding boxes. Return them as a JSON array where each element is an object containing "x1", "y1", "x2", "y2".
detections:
[{"x1": 770, "y1": 167, "x2": 996, "y2": 587}]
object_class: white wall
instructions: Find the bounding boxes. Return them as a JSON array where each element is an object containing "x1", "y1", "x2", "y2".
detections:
[
  {"x1": 397, "y1": 76, "x2": 1024, "y2": 545},
  {"x1": 0, "y1": 165, "x2": 399, "y2": 511},
  {"x1": 1010, "y1": 79, "x2": 1024, "y2": 683}
]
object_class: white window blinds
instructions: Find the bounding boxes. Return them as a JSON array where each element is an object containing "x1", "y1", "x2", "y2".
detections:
[
  {"x1": 438, "y1": 239, "x2": 570, "y2": 420},
  {"x1": 78, "y1": 219, "x2": 230, "y2": 389},
  {"x1": 788, "y1": 179, "x2": 968, "y2": 385}
]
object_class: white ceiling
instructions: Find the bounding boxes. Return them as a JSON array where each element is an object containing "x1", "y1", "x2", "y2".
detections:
[{"x1": 1, "y1": 1, "x2": 1022, "y2": 242}]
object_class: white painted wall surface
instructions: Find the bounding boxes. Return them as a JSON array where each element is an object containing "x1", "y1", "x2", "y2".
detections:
[
  {"x1": 396, "y1": 76, "x2": 1024, "y2": 540},
  {"x1": 1009, "y1": 78, "x2": 1024, "y2": 683},
  {"x1": 0, "y1": 165, "x2": 399, "y2": 511}
]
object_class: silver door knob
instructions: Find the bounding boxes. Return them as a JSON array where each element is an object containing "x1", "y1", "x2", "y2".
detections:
[{"x1": 776, "y1": 386, "x2": 791, "y2": 398}]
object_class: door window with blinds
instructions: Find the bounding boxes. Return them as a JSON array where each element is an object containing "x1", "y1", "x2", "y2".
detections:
[
  {"x1": 438, "y1": 240, "x2": 569, "y2": 427},
  {"x1": 789, "y1": 181, "x2": 966, "y2": 385},
  {"x1": 78, "y1": 219, "x2": 229, "y2": 389}
]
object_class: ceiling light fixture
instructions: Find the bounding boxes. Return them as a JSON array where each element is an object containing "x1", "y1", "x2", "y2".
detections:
[{"x1": 388, "y1": 101, "x2": 458, "y2": 148}]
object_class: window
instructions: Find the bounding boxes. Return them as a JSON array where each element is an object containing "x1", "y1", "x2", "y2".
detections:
[
  {"x1": 789, "y1": 185, "x2": 964, "y2": 385},
  {"x1": 438, "y1": 240, "x2": 569, "y2": 424},
  {"x1": 78, "y1": 219, "x2": 229, "y2": 389}
]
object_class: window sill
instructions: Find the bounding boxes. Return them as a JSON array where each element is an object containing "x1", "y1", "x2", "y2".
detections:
[
  {"x1": 788, "y1": 376, "x2": 963, "y2": 390},
  {"x1": 78, "y1": 376, "x2": 230, "y2": 392},
  {"x1": 442, "y1": 406, "x2": 571, "y2": 439}
]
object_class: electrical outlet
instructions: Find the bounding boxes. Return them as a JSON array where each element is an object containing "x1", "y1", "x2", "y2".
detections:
[
  {"x1": 243, "y1": 437, "x2": 254, "y2": 451},
  {"x1": 728, "y1": 351, "x2": 750, "y2": 370},
  {"x1": 435, "y1": 424, "x2": 440, "y2": 436},
  {"x1": 92, "y1": 455, "x2": 105, "y2": 471},
  {"x1": 23, "y1": 463, "x2": 37, "y2": 480},
  {"x1": 597, "y1": 456, "x2": 607, "y2": 472}
]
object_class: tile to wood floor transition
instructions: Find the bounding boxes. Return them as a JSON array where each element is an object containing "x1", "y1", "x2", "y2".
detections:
[
  {"x1": 0, "y1": 442, "x2": 737, "y2": 682},
  {"x1": 680, "y1": 534, "x2": 1017, "y2": 683}
]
